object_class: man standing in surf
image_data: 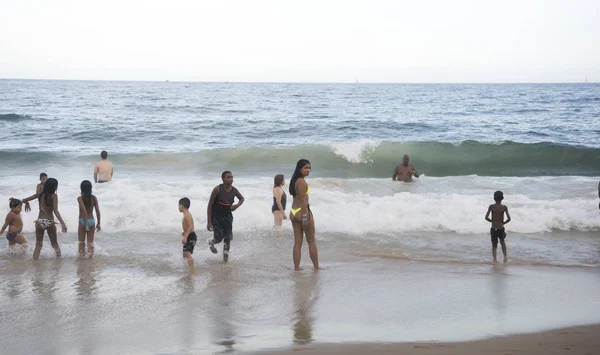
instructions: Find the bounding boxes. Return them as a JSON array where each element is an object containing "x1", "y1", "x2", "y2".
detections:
[
  {"x1": 392, "y1": 154, "x2": 419, "y2": 182},
  {"x1": 94, "y1": 151, "x2": 114, "y2": 184}
]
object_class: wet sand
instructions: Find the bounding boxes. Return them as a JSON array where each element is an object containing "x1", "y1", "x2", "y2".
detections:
[
  {"x1": 2, "y1": 232, "x2": 600, "y2": 355},
  {"x1": 248, "y1": 324, "x2": 600, "y2": 355}
]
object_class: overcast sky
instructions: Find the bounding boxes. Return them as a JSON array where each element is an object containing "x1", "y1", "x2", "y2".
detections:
[{"x1": 1, "y1": 0, "x2": 598, "y2": 83}]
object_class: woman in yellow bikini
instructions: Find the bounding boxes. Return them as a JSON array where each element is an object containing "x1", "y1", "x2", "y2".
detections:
[{"x1": 289, "y1": 159, "x2": 319, "y2": 271}]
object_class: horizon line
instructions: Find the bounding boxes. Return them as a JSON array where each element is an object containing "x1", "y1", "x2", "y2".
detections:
[{"x1": 0, "y1": 77, "x2": 597, "y2": 85}]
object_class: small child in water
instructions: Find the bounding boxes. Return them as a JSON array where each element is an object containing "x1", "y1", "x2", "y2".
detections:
[
  {"x1": 485, "y1": 191, "x2": 511, "y2": 264},
  {"x1": 179, "y1": 197, "x2": 197, "y2": 269},
  {"x1": 0, "y1": 198, "x2": 28, "y2": 252}
]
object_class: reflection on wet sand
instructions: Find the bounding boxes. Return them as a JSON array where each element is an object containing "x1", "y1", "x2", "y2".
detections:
[
  {"x1": 208, "y1": 264, "x2": 239, "y2": 353},
  {"x1": 178, "y1": 273, "x2": 197, "y2": 349},
  {"x1": 31, "y1": 260, "x2": 63, "y2": 298},
  {"x1": 74, "y1": 259, "x2": 98, "y2": 298},
  {"x1": 292, "y1": 272, "x2": 320, "y2": 345},
  {"x1": 74, "y1": 259, "x2": 100, "y2": 355},
  {"x1": 491, "y1": 266, "x2": 508, "y2": 323},
  {"x1": 3, "y1": 274, "x2": 26, "y2": 299},
  {"x1": 31, "y1": 260, "x2": 64, "y2": 355}
]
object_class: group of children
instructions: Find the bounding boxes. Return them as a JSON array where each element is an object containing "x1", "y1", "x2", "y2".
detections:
[
  {"x1": 0, "y1": 170, "x2": 246, "y2": 268},
  {"x1": 0, "y1": 173, "x2": 100, "y2": 259},
  {"x1": 2, "y1": 169, "x2": 513, "y2": 267}
]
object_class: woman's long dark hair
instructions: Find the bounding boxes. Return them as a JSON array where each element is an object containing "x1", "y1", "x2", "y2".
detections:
[
  {"x1": 80, "y1": 180, "x2": 93, "y2": 213},
  {"x1": 289, "y1": 159, "x2": 310, "y2": 196},
  {"x1": 39, "y1": 178, "x2": 58, "y2": 206}
]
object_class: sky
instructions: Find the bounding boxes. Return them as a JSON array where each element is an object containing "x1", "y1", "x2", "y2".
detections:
[{"x1": 0, "y1": 0, "x2": 598, "y2": 83}]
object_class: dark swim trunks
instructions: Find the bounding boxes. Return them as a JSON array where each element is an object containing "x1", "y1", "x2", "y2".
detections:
[
  {"x1": 490, "y1": 228, "x2": 506, "y2": 247},
  {"x1": 183, "y1": 232, "x2": 198, "y2": 254},
  {"x1": 211, "y1": 214, "x2": 233, "y2": 244},
  {"x1": 6, "y1": 231, "x2": 20, "y2": 241}
]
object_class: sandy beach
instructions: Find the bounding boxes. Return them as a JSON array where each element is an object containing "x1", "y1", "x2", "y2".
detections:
[{"x1": 248, "y1": 324, "x2": 600, "y2": 355}]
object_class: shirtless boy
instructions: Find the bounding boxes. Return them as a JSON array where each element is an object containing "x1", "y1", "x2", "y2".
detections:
[
  {"x1": 485, "y1": 191, "x2": 512, "y2": 264},
  {"x1": 179, "y1": 197, "x2": 197, "y2": 269}
]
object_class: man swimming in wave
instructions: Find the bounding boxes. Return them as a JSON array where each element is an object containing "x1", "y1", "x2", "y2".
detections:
[{"x1": 392, "y1": 154, "x2": 419, "y2": 182}]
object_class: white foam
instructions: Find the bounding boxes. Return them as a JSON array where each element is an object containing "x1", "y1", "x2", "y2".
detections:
[
  {"x1": 328, "y1": 139, "x2": 381, "y2": 163},
  {"x1": 2, "y1": 175, "x2": 598, "y2": 237}
]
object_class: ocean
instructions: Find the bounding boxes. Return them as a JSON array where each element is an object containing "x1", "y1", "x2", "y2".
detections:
[{"x1": 1, "y1": 80, "x2": 599, "y2": 354}]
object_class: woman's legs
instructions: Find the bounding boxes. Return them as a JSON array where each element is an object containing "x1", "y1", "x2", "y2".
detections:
[
  {"x1": 292, "y1": 220, "x2": 304, "y2": 271},
  {"x1": 273, "y1": 211, "x2": 283, "y2": 227},
  {"x1": 33, "y1": 223, "x2": 44, "y2": 260},
  {"x1": 47, "y1": 224, "x2": 61, "y2": 258},
  {"x1": 87, "y1": 226, "x2": 96, "y2": 258},
  {"x1": 304, "y1": 214, "x2": 319, "y2": 270},
  {"x1": 78, "y1": 222, "x2": 86, "y2": 257}
]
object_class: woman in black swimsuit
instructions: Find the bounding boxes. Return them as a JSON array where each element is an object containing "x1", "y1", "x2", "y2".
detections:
[{"x1": 272, "y1": 174, "x2": 287, "y2": 228}]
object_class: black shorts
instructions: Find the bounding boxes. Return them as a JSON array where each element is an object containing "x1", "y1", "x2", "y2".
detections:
[
  {"x1": 490, "y1": 228, "x2": 506, "y2": 247},
  {"x1": 212, "y1": 214, "x2": 233, "y2": 244},
  {"x1": 183, "y1": 232, "x2": 198, "y2": 254}
]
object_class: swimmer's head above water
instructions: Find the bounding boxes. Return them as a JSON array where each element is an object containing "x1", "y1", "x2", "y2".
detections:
[{"x1": 402, "y1": 154, "x2": 410, "y2": 166}]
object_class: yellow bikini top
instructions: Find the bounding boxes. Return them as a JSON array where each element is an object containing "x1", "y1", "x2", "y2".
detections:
[{"x1": 306, "y1": 185, "x2": 311, "y2": 195}]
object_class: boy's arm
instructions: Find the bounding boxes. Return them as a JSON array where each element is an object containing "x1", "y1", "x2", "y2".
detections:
[
  {"x1": 94, "y1": 164, "x2": 98, "y2": 183},
  {"x1": 485, "y1": 206, "x2": 492, "y2": 222},
  {"x1": 231, "y1": 189, "x2": 245, "y2": 211},
  {"x1": 22, "y1": 185, "x2": 42, "y2": 204},
  {"x1": 0, "y1": 213, "x2": 12, "y2": 235},
  {"x1": 206, "y1": 187, "x2": 218, "y2": 231},
  {"x1": 22, "y1": 194, "x2": 37, "y2": 212},
  {"x1": 503, "y1": 206, "x2": 511, "y2": 225},
  {"x1": 392, "y1": 166, "x2": 398, "y2": 181}
]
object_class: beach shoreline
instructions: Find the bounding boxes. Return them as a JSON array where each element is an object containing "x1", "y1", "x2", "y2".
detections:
[{"x1": 246, "y1": 324, "x2": 600, "y2": 355}]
